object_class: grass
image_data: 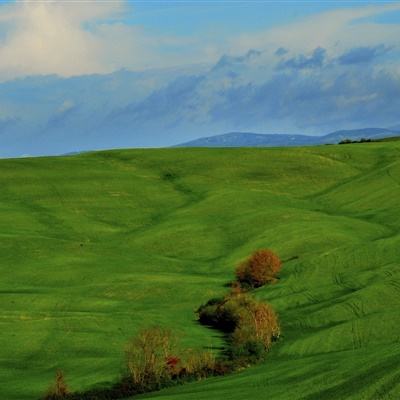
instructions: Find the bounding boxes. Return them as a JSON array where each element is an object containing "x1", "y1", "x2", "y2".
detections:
[
  {"x1": 376, "y1": 136, "x2": 400, "y2": 142},
  {"x1": 0, "y1": 142, "x2": 399, "y2": 399}
]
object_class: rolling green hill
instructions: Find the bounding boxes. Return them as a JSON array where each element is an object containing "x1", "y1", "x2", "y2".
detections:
[{"x1": 1, "y1": 143, "x2": 399, "y2": 400}]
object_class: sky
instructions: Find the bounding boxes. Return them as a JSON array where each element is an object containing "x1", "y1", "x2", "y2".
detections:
[
  {"x1": 0, "y1": 0, "x2": 400, "y2": 155},
  {"x1": 0, "y1": 0, "x2": 399, "y2": 78}
]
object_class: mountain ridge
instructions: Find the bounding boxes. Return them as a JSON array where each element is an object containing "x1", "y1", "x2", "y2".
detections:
[{"x1": 174, "y1": 128, "x2": 400, "y2": 147}]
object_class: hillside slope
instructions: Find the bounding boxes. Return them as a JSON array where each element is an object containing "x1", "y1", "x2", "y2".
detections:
[{"x1": 0, "y1": 143, "x2": 399, "y2": 400}]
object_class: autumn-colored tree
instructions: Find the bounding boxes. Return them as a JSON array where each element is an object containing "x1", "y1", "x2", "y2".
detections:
[{"x1": 236, "y1": 249, "x2": 281, "y2": 288}]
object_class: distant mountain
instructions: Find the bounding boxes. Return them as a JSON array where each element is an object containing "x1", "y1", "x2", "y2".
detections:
[
  {"x1": 174, "y1": 132, "x2": 318, "y2": 147},
  {"x1": 175, "y1": 128, "x2": 400, "y2": 148}
]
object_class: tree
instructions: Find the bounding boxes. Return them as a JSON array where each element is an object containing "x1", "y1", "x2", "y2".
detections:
[{"x1": 235, "y1": 249, "x2": 281, "y2": 288}]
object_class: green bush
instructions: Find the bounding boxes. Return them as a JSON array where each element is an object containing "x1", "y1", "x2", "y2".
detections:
[
  {"x1": 197, "y1": 297, "x2": 239, "y2": 332},
  {"x1": 228, "y1": 339, "x2": 266, "y2": 362}
]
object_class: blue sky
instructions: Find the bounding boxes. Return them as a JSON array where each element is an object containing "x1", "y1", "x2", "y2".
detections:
[
  {"x1": 0, "y1": 1, "x2": 400, "y2": 155},
  {"x1": 128, "y1": 1, "x2": 399, "y2": 34},
  {"x1": 128, "y1": 2, "x2": 342, "y2": 35}
]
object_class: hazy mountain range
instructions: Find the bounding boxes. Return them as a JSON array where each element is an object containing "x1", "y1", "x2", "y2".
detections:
[{"x1": 175, "y1": 128, "x2": 400, "y2": 147}]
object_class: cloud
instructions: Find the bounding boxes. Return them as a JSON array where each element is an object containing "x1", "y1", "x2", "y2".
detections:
[
  {"x1": 278, "y1": 47, "x2": 326, "y2": 70},
  {"x1": 275, "y1": 47, "x2": 288, "y2": 56},
  {"x1": 230, "y1": 3, "x2": 400, "y2": 56},
  {"x1": 57, "y1": 100, "x2": 75, "y2": 114},
  {"x1": 96, "y1": 46, "x2": 400, "y2": 144},
  {"x1": 1, "y1": 41, "x2": 400, "y2": 156},
  {"x1": 0, "y1": 0, "x2": 224, "y2": 81},
  {"x1": 338, "y1": 44, "x2": 392, "y2": 64},
  {"x1": 0, "y1": 0, "x2": 201, "y2": 80},
  {"x1": 0, "y1": 116, "x2": 17, "y2": 135},
  {"x1": 0, "y1": 1, "x2": 129, "y2": 80},
  {"x1": 0, "y1": 1, "x2": 399, "y2": 81}
]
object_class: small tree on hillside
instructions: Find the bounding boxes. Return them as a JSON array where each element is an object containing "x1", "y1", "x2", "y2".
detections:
[
  {"x1": 44, "y1": 369, "x2": 69, "y2": 399},
  {"x1": 235, "y1": 249, "x2": 281, "y2": 288}
]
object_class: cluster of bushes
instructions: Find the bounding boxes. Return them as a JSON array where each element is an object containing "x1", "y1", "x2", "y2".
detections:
[
  {"x1": 45, "y1": 328, "x2": 221, "y2": 400},
  {"x1": 197, "y1": 291, "x2": 280, "y2": 364},
  {"x1": 198, "y1": 249, "x2": 281, "y2": 363},
  {"x1": 43, "y1": 249, "x2": 281, "y2": 400},
  {"x1": 125, "y1": 327, "x2": 218, "y2": 392}
]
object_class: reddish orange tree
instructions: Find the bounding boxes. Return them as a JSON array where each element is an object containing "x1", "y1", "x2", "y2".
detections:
[{"x1": 235, "y1": 249, "x2": 281, "y2": 288}]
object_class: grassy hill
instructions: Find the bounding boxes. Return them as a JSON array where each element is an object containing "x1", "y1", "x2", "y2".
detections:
[{"x1": 1, "y1": 143, "x2": 399, "y2": 400}]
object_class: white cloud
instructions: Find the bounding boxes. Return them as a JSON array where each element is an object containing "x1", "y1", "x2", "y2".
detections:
[
  {"x1": 230, "y1": 3, "x2": 400, "y2": 56},
  {"x1": 0, "y1": 0, "x2": 206, "y2": 81},
  {"x1": 0, "y1": 1, "x2": 399, "y2": 81},
  {"x1": 0, "y1": 0, "x2": 132, "y2": 80},
  {"x1": 58, "y1": 99, "x2": 75, "y2": 113}
]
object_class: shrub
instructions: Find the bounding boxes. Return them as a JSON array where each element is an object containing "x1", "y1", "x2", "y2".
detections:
[
  {"x1": 233, "y1": 298, "x2": 280, "y2": 349},
  {"x1": 228, "y1": 338, "x2": 266, "y2": 362},
  {"x1": 166, "y1": 355, "x2": 181, "y2": 377},
  {"x1": 229, "y1": 281, "x2": 245, "y2": 295},
  {"x1": 125, "y1": 327, "x2": 177, "y2": 391},
  {"x1": 338, "y1": 138, "x2": 353, "y2": 144},
  {"x1": 236, "y1": 249, "x2": 281, "y2": 288},
  {"x1": 228, "y1": 304, "x2": 279, "y2": 363},
  {"x1": 197, "y1": 292, "x2": 280, "y2": 365},
  {"x1": 181, "y1": 350, "x2": 216, "y2": 379},
  {"x1": 197, "y1": 297, "x2": 239, "y2": 332},
  {"x1": 44, "y1": 370, "x2": 69, "y2": 400}
]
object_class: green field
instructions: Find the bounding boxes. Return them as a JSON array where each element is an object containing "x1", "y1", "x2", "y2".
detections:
[{"x1": 1, "y1": 143, "x2": 400, "y2": 400}]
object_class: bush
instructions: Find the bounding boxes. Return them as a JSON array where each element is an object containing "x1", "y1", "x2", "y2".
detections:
[
  {"x1": 125, "y1": 327, "x2": 220, "y2": 390},
  {"x1": 228, "y1": 338, "x2": 266, "y2": 362},
  {"x1": 197, "y1": 297, "x2": 239, "y2": 332},
  {"x1": 181, "y1": 350, "x2": 216, "y2": 379},
  {"x1": 232, "y1": 298, "x2": 280, "y2": 350},
  {"x1": 197, "y1": 292, "x2": 280, "y2": 365},
  {"x1": 235, "y1": 249, "x2": 281, "y2": 288},
  {"x1": 44, "y1": 370, "x2": 69, "y2": 400},
  {"x1": 338, "y1": 138, "x2": 353, "y2": 144},
  {"x1": 166, "y1": 355, "x2": 181, "y2": 377},
  {"x1": 125, "y1": 327, "x2": 177, "y2": 392}
]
